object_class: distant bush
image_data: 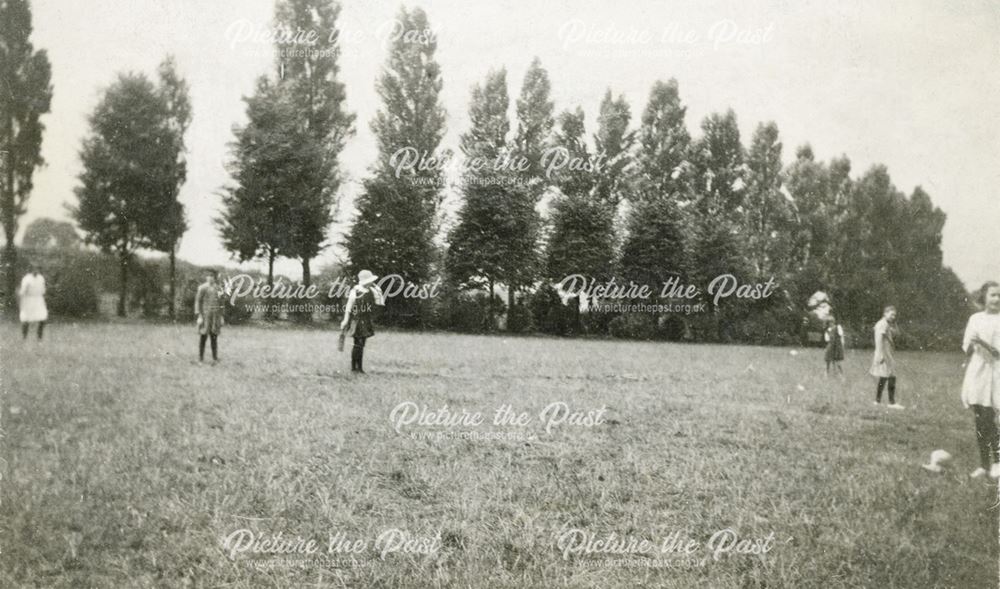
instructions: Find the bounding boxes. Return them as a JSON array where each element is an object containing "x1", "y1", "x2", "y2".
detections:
[
  {"x1": 47, "y1": 262, "x2": 100, "y2": 318},
  {"x1": 506, "y1": 302, "x2": 534, "y2": 334},
  {"x1": 131, "y1": 261, "x2": 166, "y2": 318},
  {"x1": 608, "y1": 313, "x2": 656, "y2": 340},
  {"x1": 529, "y1": 285, "x2": 575, "y2": 336}
]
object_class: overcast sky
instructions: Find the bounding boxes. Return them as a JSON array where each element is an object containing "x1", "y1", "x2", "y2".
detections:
[{"x1": 23, "y1": 0, "x2": 1000, "y2": 288}]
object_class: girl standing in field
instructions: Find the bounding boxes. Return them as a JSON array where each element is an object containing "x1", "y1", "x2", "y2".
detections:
[
  {"x1": 824, "y1": 317, "x2": 845, "y2": 376},
  {"x1": 960, "y1": 281, "x2": 1000, "y2": 479},
  {"x1": 18, "y1": 265, "x2": 48, "y2": 341},
  {"x1": 195, "y1": 270, "x2": 224, "y2": 364},
  {"x1": 870, "y1": 305, "x2": 903, "y2": 409},
  {"x1": 340, "y1": 270, "x2": 385, "y2": 374}
]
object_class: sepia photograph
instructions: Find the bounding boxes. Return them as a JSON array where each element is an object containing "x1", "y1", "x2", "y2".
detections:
[{"x1": 2, "y1": 0, "x2": 999, "y2": 586}]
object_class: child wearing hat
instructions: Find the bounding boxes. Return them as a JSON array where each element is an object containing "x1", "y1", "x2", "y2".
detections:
[
  {"x1": 961, "y1": 281, "x2": 1000, "y2": 479},
  {"x1": 340, "y1": 270, "x2": 385, "y2": 373}
]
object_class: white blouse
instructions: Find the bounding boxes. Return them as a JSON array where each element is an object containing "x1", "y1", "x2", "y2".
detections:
[{"x1": 961, "y1": 311, "x2": 1000, "y2": 408}]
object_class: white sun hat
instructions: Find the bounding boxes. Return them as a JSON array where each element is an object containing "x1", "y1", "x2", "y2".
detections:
[
  {"x1": 921, "y1": 449, "x2": 952, "y2": 473},
  {"x1": 357, "y1": 269, "x2": 378, "y2": 286}
]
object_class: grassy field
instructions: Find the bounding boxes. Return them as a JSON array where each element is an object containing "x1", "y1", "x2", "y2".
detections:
[{"x1": 2, "y1": 322, "x2": 997, "y2": 588}]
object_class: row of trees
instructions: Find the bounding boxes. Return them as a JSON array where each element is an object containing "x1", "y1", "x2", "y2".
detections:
[{"x1": 2, "y1": 0, "x2": 969, "y2": 343}]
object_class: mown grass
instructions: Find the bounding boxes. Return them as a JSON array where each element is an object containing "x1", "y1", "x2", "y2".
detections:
[{"x1": 1, "y1": 322, "x2": 996, "y2": 588}]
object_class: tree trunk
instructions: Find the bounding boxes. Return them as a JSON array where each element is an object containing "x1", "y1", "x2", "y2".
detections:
[
  {"x1": 266, "y1": 248, "x2": 276, "y2": 320},
  {"x1": 507, "y1": 282, "x2": 516, "y2": 332},
  {"x1": 301, "y1": 257, "x2": 311, "y2": 287},
  {"x1": 3, "y1": 239, "x2": 15, "y2": 318},
  {"x1": 168, "y1": 245, "x2": 177, "y2": 320},
  {"x1": 487, "y1": 277, "x2": 495, "y2": 331},
  {"x1": 3, "y1": 123, "x2": 16, "y2": 316},
  {"x1": 117, "y1": 252, "x2": 129, "y2": 317},
  {"x1": 267, "y1": 249, "x2": 275, "y2": 287}
]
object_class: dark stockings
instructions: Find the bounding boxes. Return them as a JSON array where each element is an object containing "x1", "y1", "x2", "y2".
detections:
[
  {"x1": 21, "y1": 322, "x2": 44, "y2": 340},
  {"x1": 875, "y1": 377, "x2": 896, "y2": 404},
  {"x1": 351, "y1": 337, "x2": 367, "y2": 373},
  {"x1": 973, "y1": 405, "x2": 1000, "y2": 469},
  {"x1": 199, "y1": 334, "x2": 219, "y2": 361}
]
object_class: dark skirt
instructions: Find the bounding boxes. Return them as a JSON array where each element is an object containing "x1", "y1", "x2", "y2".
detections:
[
  {"x1": 347, "y1": 315, "x2": 375, "y2": 339},
  {"x1": 825, "y1": 339, "x2": 844, "y2": 362}
]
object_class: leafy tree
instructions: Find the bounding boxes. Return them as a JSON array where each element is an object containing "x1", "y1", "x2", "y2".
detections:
[
  {"x1": 22, "y1": 217, "x2": 79, "y2": 249},
  {"x1": 275, "y1": 0, "x2": 355, "y2": 287},
  {"x1": 0, "y1": 0, "x2": 52, "y2": 310},
  {"x1": 346, "y1": 6, "x2": 444, "y2": 325},
  {"x1": 592, "y1": 90, "x2": 635, "y2": 208},
  {"x1": 447, "y1": 69, "x2": 539, "y2": 328},
  {"x1": 502, "y1": 57, "x2": 553, "y2": 311},
  {"x1": 743, "y1": 122, "x2": 792, "y2": 278},
  {"x1": 544, "y1": 108, "x2": 615, "y2": 330},
  {"x1": 686, "y1": 110, "x2": 748, "y2": 339},
  {"x1": 150, "y1": 57, "x2": 191, "y2": 319},
  {"x1": 218, "y1": 77, "x2": 322, "y2": 287},
  {"x1": 73, "y1": 73, "x2": 177, "y2": 316},
  {"x1": 620, "y1": 80, "x2": 690, "y2": 292}
]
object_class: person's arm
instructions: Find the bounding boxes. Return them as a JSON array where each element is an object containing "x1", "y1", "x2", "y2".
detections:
[
  {"x1": 962, "y1": 317, "x2": 977, "y2": 357},
  {"x1": 340, "y1": 288, "x2": 357, "y2": 330},
  {"x1": 372, "y1": 284, "x2": 385, "y2": 306},
  {"x1": 194, "y1": 284, "x2": 204, "y2": 317},
  {"x1": 873, "y1": 323, "x2": 885, "y2": 361}
]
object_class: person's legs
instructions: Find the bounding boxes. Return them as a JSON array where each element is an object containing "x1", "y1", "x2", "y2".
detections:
[
  {"x1": 985, "y1": 406, "x2": 1000, "y2": 466},
  {"x1": 875, "y1": 377, "x2": 887, "y2": 403},
  {"x1": 199, "y1": 334, "x2": 207, "y2": 361},
  {"x1": 352, "y1": 337, "x2": 366, "y2": 373},
  {"x1": 22, "y1": 322, "x2": 29, "y2": 339},
  {"x1": 973, "y1": 406, "x2": 994, "y2": 470},
  {"x1": 210, "y1": 334, "x2": 218, "y2": 361},
  {"x1": 37, "y1": 321, "x2": 45, "y2": 340},
  {"x1": 887, "y1": 377, "x2": 897, "y2": 405}
]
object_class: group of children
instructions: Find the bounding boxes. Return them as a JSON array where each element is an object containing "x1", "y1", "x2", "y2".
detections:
[
  {"x1": 191, "y1": 268, "x2": 384, "y2": 373},
  {"x1": 821, "y1": 286, "x2": 1000, "y2": 480},
  {"x1": 16, "y1": 267, "x2": 1000, "y2": 480}
]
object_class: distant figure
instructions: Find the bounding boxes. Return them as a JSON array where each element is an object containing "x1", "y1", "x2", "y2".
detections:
[
  {"x1": 870, "y1": 305, "x2": 903, "y2": 409},
  {"x1": 960, "y1": 281, "x2": 1000, "y2": 479},
  {"x1": 824, "y1": 317, "x2": 845, "y2": 376},
  {"x1": 18, "y1": 265, "x2": 48, "y2": 340},
  {"x1": 340, "y1": 270, "x2": 384, "y2": 374},
  {"x1": 195, "y1": 270, "x2": 224, "y2": 364}
]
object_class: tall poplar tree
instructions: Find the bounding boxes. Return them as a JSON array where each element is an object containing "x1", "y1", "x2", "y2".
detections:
[
  {"x1": 346, "y1": 6, "x2": 446, "y2": 325},
  {"x1": 0, "y1": 0, "x2": 52, "y2": 309},
  {"x1": 274, "y1": 0, "x2": 354, "y2": 287}
]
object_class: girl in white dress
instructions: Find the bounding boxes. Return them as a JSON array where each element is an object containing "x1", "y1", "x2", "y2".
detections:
[
  {"x1": 961, "y1": 281, "x2": 1000, "y2": 479},
  {"x1": 18, "y1": 265, "x2": 48, "y2": 340}
]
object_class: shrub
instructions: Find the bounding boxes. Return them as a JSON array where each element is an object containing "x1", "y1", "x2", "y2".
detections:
[
  {"x1": 608, "y1": 313, "x2": 656, "y2": 340},
  {"x1": 47, "y1": 262, "x2": 100, "y2": 318},
  {"x1": 506, "y1": 302, "x2": 535, "y2": 334},
  {"x1": 131, "y1": 261, "x2": 166, "y2": 318},
  {"x1": 529, "y1": 285, "x2": 575, "y2": 336}
]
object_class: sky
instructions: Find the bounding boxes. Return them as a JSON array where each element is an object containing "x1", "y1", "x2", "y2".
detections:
[{"x1": 21, "y1": 0, "x2": 1000, "y2": 288}]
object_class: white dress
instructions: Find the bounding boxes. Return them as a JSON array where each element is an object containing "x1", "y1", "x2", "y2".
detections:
[
  {"x1": 19, "y1": 273, "x2": 48, "y2": 323},
  {"x1": 961, "y1": 311, "x2": 1000, "y2": 408}
]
